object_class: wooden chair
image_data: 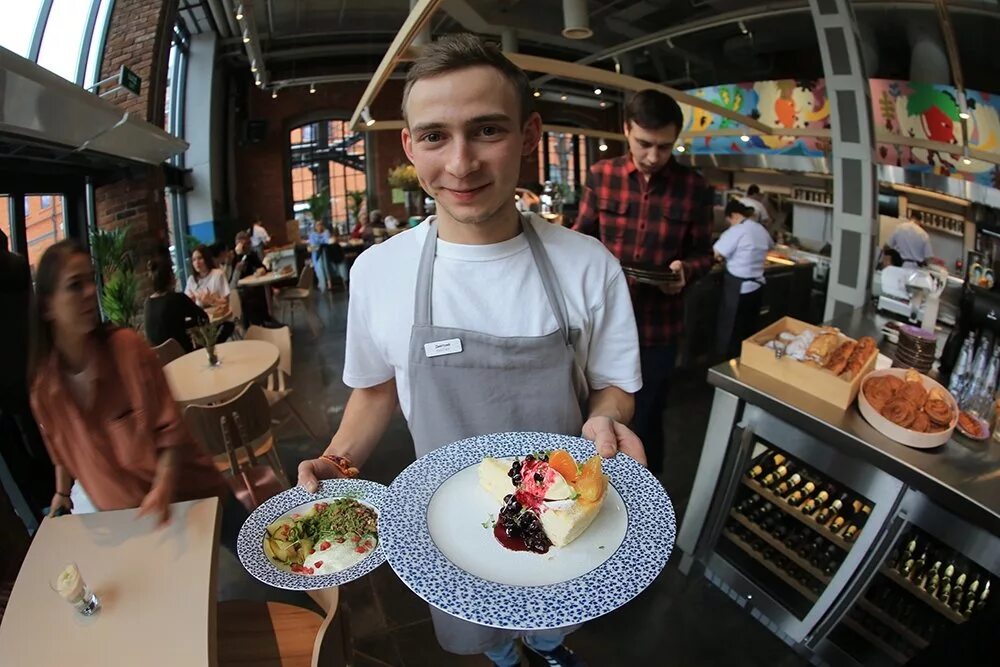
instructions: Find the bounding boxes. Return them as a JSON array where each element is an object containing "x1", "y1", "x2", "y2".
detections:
[
  {"x1": 275, "y1": 265, "x2": 322, "y2": 337},
  {"x1": 245, "y1": 325, "x2": 323, "y2": 444},
  {"x1": 217, "y1": 600, "x2": 354, "y2": 667},
  {"x1": 182, "y1": 383, "x2": 289, "y2": 509},
  {"x1": 152, "y1": 338, "x2": 185, "y2": 366},
  {"x1": 228, "y1": 290, "x2": 245, "y2": 339}
]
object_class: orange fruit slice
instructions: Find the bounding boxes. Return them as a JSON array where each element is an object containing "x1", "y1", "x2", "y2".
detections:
[
  {"x1": 574, "y1": 456, "x2": 606, "y2": 502},
  {"x1": 548, "y1": 450, "x2": 579, "y2": 482}
]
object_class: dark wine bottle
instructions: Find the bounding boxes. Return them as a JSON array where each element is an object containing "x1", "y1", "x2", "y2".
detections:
[
  {"x1": 736, "y1": 493, "x2": 761, "y2": 515},
  {"x1": 786, "y1": 481, "x2": 816, "y2": 507},
  {"x1": 748, "y1": 453, "x2": 786, "y2": 480},
  {"x1": 761, "y1": 463, "x2": 795, "y2": 489},
  {"x1": 843, "y1": 505, "x2": 871, "y2": 542},
  {"x1": 774, "y1": 473, "x2": 803, "y2": 497}
]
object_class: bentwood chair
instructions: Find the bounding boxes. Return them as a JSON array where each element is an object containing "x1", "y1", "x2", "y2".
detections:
[
  {"x1": 244, "y1": 325, "x2": 323, "y2": 444},
  {"x1": 182, "y1": 383, "x2": 289, "y2": 509},
  {"x1": 151, "y1": 338, "x2": 185, "y2": 366},
  {"x1": 274, "y1": 264, "x2": 322, "y2": 337}
]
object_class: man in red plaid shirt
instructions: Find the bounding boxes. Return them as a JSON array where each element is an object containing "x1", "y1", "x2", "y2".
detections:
[{"x1": 574, "y1": 90, "x2": 714, "y2": 474}]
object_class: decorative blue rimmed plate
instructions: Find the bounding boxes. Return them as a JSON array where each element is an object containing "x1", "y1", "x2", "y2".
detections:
[
  {"x1": 378, "y1": 432, "x2": 675, "y2": 629},
  {"x1": 237, "y1": 479, "x2": 388, "y2": 590}
]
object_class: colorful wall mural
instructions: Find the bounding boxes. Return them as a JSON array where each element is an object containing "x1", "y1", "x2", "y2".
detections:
[{"x1": 682, "y1": 79, "x2": 1000, "y2": 189}]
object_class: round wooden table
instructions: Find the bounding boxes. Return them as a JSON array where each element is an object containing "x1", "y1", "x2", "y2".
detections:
[
  {"x1": 238, "y1": 271, "x2": 296, "y2": 287},
  {"x1": 163, "y1": 340, "x2": 279, "y2": 407}
]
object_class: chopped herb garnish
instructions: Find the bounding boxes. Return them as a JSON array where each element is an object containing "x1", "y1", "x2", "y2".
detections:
[{"x1": 598, "y1": 546, "x2": 605, "y2": 550}]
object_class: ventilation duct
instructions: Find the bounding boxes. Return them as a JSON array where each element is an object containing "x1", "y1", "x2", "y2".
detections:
[
  {"x1": 562, "y1": 0, "x2": 592, "y2": 40},
  {"x1": 906, "y1": 14, "x2": 949, "y2": 83}
]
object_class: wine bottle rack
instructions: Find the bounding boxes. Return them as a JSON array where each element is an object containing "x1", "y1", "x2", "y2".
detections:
[
  {"x1": 742, "y1": 478, "x2": 856, "y2": 552},
  {"x1": 855, "y1": 597, "x2": 930, "y2": 650},
  {"x1": 722, "y1": 528, "x2": 819, "y2": 602},
  {"x1": 881, "y1": 567, "x2": 967, "y2": 624},
  {"x1": 729, "y1": 511, "x2": 832, "y2": 585},
  {"x1": 840, "y1": 615, "x2": 911, "y2": 665}
]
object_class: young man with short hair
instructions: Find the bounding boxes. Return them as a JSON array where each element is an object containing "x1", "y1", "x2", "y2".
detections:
[
  {"x1": 574, "y1": 89, "x2": 715, "y2": 475},
  {"x1": 296, "y1": 34, "x2": 645, "y2": 667}
]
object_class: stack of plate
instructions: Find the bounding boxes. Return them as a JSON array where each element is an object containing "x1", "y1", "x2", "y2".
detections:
[
  {"x1": 893, "y1": 325, "x2": 937, "y2": 373},
  {"x1": 621, "y1": 264, "x2": 682, "y2": 286}
]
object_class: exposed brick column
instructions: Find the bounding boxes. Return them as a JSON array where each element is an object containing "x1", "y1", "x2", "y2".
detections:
[{"x1": 94, "y1": 0, "x2": 178, "y2": 273}]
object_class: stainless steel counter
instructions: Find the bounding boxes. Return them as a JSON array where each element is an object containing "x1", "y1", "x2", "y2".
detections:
[{"x1": 708, "y1": 344, "x2": 1000, "y2": 535}]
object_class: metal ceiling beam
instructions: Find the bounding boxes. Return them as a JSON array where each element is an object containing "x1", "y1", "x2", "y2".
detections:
[
  {"x1": 348, "y1": 0, "x2": 443, "y2": 131},
  {"x1": 507, "y1": 53, "x2": 772, "y2": 133}
]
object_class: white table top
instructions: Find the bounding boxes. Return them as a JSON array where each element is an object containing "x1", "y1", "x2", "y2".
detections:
[
  {"x1": 0, "y1": 498, "x2": 221, "y2": 667},
  {"x1": 238, "y1": 271, "x2": 296, "y2": 287},
  {"x1": 163, "y1": 339, "x2": 279, "y2": 407}
]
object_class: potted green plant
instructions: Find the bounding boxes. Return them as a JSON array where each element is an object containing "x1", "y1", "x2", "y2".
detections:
[
  {"x1": 388, "y1": 164, "x2": 424, "y2": 217},
  {"x1": 189, "y1": 321, "x2": 222, "y2": 366},
  {"x1": 90, "y1": 224, "x2": 140, "y2": 328},
  {"x1": 307, "y1": 188, "x2": 331, "y2": 224}
]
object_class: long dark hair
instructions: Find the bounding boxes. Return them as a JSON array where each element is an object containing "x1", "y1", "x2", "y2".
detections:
[
  {"x1": 28, "y1": 240, "x2": 94, "y2": 381},
  {"x1": 724, "y1": 199, "x2": 755, "y2": 219},
  {"x1": 191, "y1": 244, "x2": 216, "y2": 274}
]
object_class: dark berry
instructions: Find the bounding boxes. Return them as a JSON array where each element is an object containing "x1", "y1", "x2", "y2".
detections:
[
  {"x1": 512, "y1": 475, "x2": 522, "y2": 485},
  {"x1": 534, "y1": 472, "x2": 544, "y2": 483},
  {"x1": 525, "y1": 455, "x2": 535, "y2": 463}
]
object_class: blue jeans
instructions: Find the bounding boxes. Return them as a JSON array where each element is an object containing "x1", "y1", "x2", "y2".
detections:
[{"x1": 484, "y1": 631, "x2": 568, "y2": 666}]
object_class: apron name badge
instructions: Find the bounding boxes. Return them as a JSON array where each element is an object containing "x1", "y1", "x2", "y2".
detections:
[{"x1": 424, "y1": 338, "x2": 463, "y2": 358}]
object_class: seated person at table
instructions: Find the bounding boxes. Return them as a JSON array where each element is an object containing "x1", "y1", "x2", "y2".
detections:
[
  {"x1": 308, "y1": 220, "x2": 332, "y2": 292},
  {"x1": 211, "y1": 242, "x2": 236, "y2": 283},
  {"x1": 28, "y1": 241, "x2": 245, "y2": 548},
  {"x1": 231, "y1": 230, "x2": 275, "y2": 327},
  {"x1": 184, "y1": 245, "x2": 230, "y2": 309},
  {"x1": 350, "y1": 210, "x2": 377, "y2": 243},
  {"x1": 144, "y1": 255, "x2": 209, "y2": 353}
]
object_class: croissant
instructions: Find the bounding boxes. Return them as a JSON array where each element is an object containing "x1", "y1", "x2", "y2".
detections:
[{"x1": 825, "y1": 341, "x2": 857, "y2": 375}]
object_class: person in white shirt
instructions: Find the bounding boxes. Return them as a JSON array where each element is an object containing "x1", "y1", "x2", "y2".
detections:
[
  {"x1": 713, "y1": 199, "x2": 773, "y2": 359},
  {"x1": 295, "y1": 34, "x2": 644, "y2": 667},
  {"x1": 738, "y1": 184, "x2": 771, "y2": 227},
  {"x1": 889, "y1": 211, "x2": 934, "y2": 268},
  {"x1": 250, "y1": 219, "x2": 271, "y2": 257},
  {"x1": 184, "y1": 245, "x2": 230, "y2": 308}
]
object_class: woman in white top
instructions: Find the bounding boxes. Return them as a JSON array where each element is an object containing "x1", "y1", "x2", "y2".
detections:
[
  {"x1": 184, "y1": 245, "x2": 230, "y2": 308},
  {"x1": 713, "y1": 199, "x2": 774, "y2": 359}
]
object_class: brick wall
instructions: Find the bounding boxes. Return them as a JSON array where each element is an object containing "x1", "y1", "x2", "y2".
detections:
[
  {"x1": 234, "y1": 81, "x2": 621, "y2": 244},
  {"x1": 94, "y1": 0, "x2": 177, "y2": 276}
]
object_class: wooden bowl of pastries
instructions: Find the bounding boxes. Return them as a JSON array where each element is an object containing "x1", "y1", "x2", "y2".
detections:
[{"x1": 857, "y1": 369, "x2": 958, "y2": 448}]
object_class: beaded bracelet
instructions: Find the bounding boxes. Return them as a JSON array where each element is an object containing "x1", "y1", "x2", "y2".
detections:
[{"x1": 319, "y1": 454, "x2": 360, "y2": 478}]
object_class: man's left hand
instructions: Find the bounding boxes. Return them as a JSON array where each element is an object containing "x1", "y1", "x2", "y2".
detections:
[{"x1": 582, "y1": 416, "x2": 647, "y2": 467}]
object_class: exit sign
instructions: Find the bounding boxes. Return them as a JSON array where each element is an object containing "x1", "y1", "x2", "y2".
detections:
[{"x1": 118, "y1": 66, "x2": 141, "y2": 96}]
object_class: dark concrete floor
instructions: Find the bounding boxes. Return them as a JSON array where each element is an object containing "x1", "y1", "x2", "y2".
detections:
[{"x1": 227, "y1": 291, "x2": 810, "y2": 667}]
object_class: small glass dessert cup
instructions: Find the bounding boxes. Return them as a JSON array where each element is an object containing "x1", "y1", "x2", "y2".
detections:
[{"x1": 50, "y1": 563, "x2": 101, "y2": 616}]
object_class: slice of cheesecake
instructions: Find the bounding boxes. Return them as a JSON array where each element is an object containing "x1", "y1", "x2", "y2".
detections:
[{"x1": 478, "y1": 451, "x2": 607, "y2": 550}]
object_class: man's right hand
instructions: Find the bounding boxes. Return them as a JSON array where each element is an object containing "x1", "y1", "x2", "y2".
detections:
[
  {"x1": 297, "y1": 458, "x2": 345, "y2": 494},
  {"x1": 49, "y1": 493, "x2": 72, "y2": 517}
]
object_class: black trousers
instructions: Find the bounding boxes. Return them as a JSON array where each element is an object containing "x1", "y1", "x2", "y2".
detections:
[
  {"x1": 0, "y1": 400, "x2": 54, "y2": 526},
  {"x1": 632, "y1": 344, "x2": 677, "y2": 475}
]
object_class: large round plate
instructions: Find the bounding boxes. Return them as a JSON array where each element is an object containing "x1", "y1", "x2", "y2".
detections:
[
  {"x1": 237, "y1": 479, "x2": 388, "y2": 590},
  {"x1": 378, "y1": 432, "x2": 675, "y2": 630}
]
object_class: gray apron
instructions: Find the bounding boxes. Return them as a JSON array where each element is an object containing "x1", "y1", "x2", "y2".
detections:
[{"x1": 408, "y1": 216, "x2": 584, "y2": 655}]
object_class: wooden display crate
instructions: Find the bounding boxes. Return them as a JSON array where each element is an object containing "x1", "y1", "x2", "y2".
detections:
[{"x1": 740, "y1": 316, "x2": 877, "y2": 410}]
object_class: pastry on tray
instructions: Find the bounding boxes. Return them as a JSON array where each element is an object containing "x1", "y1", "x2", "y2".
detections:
[
  {"x1": 478, "y1": 450, "x2": 607, "y2": 553},
  {"x1": 861, "y1": 371, "x2": 954, "y2": 434}
]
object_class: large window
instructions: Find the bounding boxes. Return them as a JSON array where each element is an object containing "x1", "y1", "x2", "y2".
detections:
[
  {"x1": 0, "y1": 196, "x2": 11, "y2": 246},
  {"x1": 538, "y1": 132, "x2": 591, "y2": 203},
  {"x1": 0, "y1": 0, "x2": 114, "y2": 87},
  {"x1": 25, "y1": 194, "x2": 66, "y2": 273},
  {"x1": 289, "y1": 119, "x2": 368, "y2": 229}
]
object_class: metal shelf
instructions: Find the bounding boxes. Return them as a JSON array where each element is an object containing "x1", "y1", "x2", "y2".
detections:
[
  {"x1": 743, "y1": 477, "x2": 857, "y2": 551},
  {"x1": 880, "y1": 567, "x2": 967, "y2": 624},
  {"x1": 856, "y1": 598, "x2": 929, "y2": 650},
  {"x1": 721, "y1": 528, "x2": 819, "y2": 602},
  {"x1": 729, "y1": 511, "x2": 832, "y2": 584}
]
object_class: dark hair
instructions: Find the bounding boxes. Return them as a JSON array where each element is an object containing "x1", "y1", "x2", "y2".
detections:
[
  {"x1": 910, "y1": 210, "x2": 922, "y2": 222},
  {"x1": 147, "y1": 255, "x2": 175, "y2": 293},
  {"x1": 208, "y1": 241, "x2": 229, "y2": 259},
  {"x1": 725, "y1": 199, "x2": 755, "y2": 218},
  {"x1": 235, "y1": 230, "x2": 251, "y2": 244},
  {"x1": 0, "y1": 228, "x2": 7, "y2": 250},
  {"x1": 625, "y1": 90, "x2": 684, "y2": 131},
  {"x1": 403, "y1": 33, "x2": 534, "y2": 124},
  {"x1": 747, "y1": 184, "x2": 761, "y2": 196},
  {"x1": 28, "y1": 240, "x2": 93, "y2": 380},
  {"x1": 191, "y1": 244, "x2": 216, "y2": 271}
]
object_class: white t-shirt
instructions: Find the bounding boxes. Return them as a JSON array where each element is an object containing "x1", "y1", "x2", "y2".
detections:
[
  {"x1": 251, "y1": 223, "x2": 271, "y2": 248},
  {"x1": 714, "y1": 220, "x2": 774, "y2": 294},
  {"x1": 889, "y1": 221, "x2": 933, "y2": 267},
  {"x1": 184, "y1": 268, "x2": 230, "y2": 306},
  {"x1": 739, "y1": 196, "x2": 771, "y2": 224},
  {"x1": 344, "y1": 215, "x2": 643, "y2": 421}
]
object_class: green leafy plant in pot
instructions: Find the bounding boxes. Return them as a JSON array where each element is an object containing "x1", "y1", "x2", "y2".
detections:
[
  {"x1": 307, "y1": 188, "x2": 331, "y2": 225},
  {"x1": 90, "y1": 224, "x2": 140, "y2": 328},
  {"x1": 188, "y1": 321, "x2": 222, "y2": 366}
]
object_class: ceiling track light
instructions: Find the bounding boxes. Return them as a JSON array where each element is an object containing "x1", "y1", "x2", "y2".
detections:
[
  {"x1": 361, "y1": 106, "x2": 375, "y2": 127},
  {"x1": 310, "y1": 83, "x2": 316, "y2": 94},
  {"x1": 242, "y1": 29, "x2": 250, "y2": 44},
  {"x1": 560, "y1": 94, "x2": 568, "y2": 101},
  {"x1": 738, "y1": 20, "x2": 748, "y2": 35},
  {"x1": 676, "y1": 145, "x2": 686, "y2": 153},
  {"x1": 598, "y1": 141, "x2": 609, "y2": 152},
  {"x1": 599, "y1": 101, "x2": 607, "y2": 108},
  {"x1": 533, "y1": 90, "x2": 541, "y2": 98},
  {"x1": 593, "y1": 88, "x2": 602, "y2": 95},
  {"x1": 250, "y1": 60, "x2": 258, "y2": 73},
  {"x1": 958, "y1": 91, "x2": 971, "y2": 120},
  {"x1": 740, "y1": 134, "x2": 751, "y2": 142},
  {"x1": 235, "y1": 2, "x2": 244, "y2": 21},
  {"x1": 271, "y1": 89, "x2": 278, "y2": 99}
]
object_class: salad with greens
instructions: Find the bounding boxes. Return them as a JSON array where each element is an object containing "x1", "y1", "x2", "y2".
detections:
[{"x1": 264, "y1": 498, "x2": 378, "y2": 573}]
